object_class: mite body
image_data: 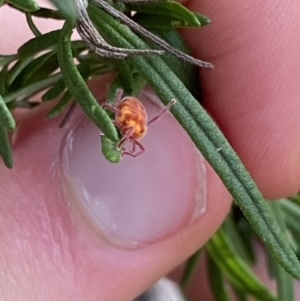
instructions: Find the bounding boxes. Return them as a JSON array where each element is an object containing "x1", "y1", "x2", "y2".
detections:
[
  {"x1": 115, "y1": 96, "x2": 148, "y2": 141},
  {"x1": 103, "y1": 89, "x2": 176, "y2": 157}
]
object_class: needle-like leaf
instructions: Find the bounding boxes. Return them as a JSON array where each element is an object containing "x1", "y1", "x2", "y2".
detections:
[
  {"x1": 48, "y1": 0, "x2": 78, "y2": 22},
  {"x1": 0, "y1": 125, "x2": 13, "y2": 168},
  {"x1": 89, "y1": 6, "x2": 300, "y2": 278},
  {"x1": 0, "y1": 95, "x2": 15, "y2": 130},
  {"x1": 206, "y1": 228, "x2": 278, "y2": 301},
  {"x1": 57, "y1": 21, "x2": 119, "y2": 142},
  {"x1": 6, "y1": 0, "x2": 39, "y2": 12},
  {"x1": 18, "y1": 30, "x2": 61, "y2": 59}
]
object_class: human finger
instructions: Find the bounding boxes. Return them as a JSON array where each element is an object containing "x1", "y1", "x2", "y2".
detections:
[{"x1": 182, "y1": 0, "x2": 300, "y2": 199}]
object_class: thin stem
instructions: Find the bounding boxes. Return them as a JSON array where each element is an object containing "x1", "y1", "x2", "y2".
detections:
[
  {"x1": 25, "y1": 12, "x2": 42, "y2": 37},
  {"x1": 75, "y1": 0, "x2": 164, "y2": 58},
  {"x1": 91, "y1": 0, "x2": 213, "y2": 68}
]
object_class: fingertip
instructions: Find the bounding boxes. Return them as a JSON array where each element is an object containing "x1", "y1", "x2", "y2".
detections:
[
  {"x1": 0, "y1": 84, "x2": 232, "y2": 301},
  {"x1": 182, "y1": 0, "x2": 300, "y2": 198}
]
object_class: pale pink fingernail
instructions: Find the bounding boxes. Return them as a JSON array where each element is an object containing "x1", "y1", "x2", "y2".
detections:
[{"x1": 61, "y1": 91, "x2": 207, "y2": 248}]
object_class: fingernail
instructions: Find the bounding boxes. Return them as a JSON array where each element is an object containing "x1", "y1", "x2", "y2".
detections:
[{"x1": 60, "y1": 91, "x2": 207, "y2": 248}]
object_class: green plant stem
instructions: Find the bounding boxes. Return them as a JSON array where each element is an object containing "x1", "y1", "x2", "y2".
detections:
[
  {"x1": 3, "y1": 73, "x2": 62, "y2": 103},
  {"x1": 57, "y1": 21, "x2": 119, "y2": 142},
  {"x1": 89, "y1": 6, "x2": 300, "y2": 278}
]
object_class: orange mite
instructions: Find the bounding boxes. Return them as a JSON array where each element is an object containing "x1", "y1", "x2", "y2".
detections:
[{"x1": 103, "y1": 89, "x2": 176, "y2": 157}]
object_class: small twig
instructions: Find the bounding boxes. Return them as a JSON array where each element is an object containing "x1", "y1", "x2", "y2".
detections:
[
  {"x1": 91, "y1": 0, "x2": 213, "y2": 68},
  {"x1": 75, "y1": 0, "x2": 164, "y2": 58}
]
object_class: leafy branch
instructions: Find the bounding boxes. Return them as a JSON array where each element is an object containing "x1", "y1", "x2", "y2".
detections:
[{"x1": 1, "y1": 1, "x2": 300, "y2": 300}]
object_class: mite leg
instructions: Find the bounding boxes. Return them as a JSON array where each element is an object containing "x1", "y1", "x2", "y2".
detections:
[
  {"x1": 117, "y1": 127, "x2": 134, "y2": 150},
  {"x1": 147, "y1": 99, "x2": 176, "y2": 126},
  {"x1": 115, "y1": 88, "x2": 124, "y2": 105},
  {"x1": 102, "y1": 103, "x2": 120, "y2": 114},
  {"x1": 122, "y1": 139, "x2": 145, "y2": 157},
  {"x1": 102, "y1": 89, "x2": 124, "y2": 113}
]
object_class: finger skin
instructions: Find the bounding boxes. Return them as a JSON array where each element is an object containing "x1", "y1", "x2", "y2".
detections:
[
  {"x1": 0, "y1": 4, "x2": 231, "y2": 290},
  {"x1": 0, "y1": 4, "x2": 229, "y2": 301},
  {"x1": 3, "y1": 0, "x2": 298, "y2": 299},
  {"x1": 6, "y1": 1, "x2": 298, "y2": 300},
  {"x1": 0, "y1": 90, "x2": 231, "y2": 301},
  {"x1": 183, "y1": 0, "x2": 300, "y2": 199}
]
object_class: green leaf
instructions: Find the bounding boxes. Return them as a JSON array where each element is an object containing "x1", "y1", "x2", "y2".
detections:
[
  {"x1": 46, "y1": 63, "x2": 90, "y2": 118},
  {"x1": 3, "y1": 73, "x2": 62, "y2": 103},
  {"x1": 0, "y1": 54, "x2": 17, "y2": 67},
  {"x1": 234, "y1": 208, "x2": 257, "y2": 263},
  {"x1": 281, "y1": 199, "x2": 300, "y2": 253},
  {"x1": 101, "y1": 135, "x2": 121, "y2": 163},
  {"x1": 231, "y1": 287, "x2": 248, "y2": 301},
  {"x1": 7, "y1": 53, "x2": 58, "y2": 93},
  {"x1": 42, "y1": 78, "x2": 66, "y2": 101},
  {"x1": 70, "y1": 40, "x2": 92, "y2": 58},
  {"x1": 206, "y1": 228, "x2": 278, "y2": 301},
  {"x1": 289, "y1": 194, "x2": 300, "y2": 206},
  {"x1": 19, "y1": 51, "x2": 57, "y2": 85},
  {"x1": 194, "y1": 12, "x2": 211, "y2": 26},
  {"x1": 0, "y1": 125, "x2": 13, "y2": 168},
  {"x1": 0, "y1": 95, "x2": 15, "y2": 130},
  {"x1": 57, "y1": 21, "x2": 119, "y2": 142},
  {"x1": 223, "y1": 212, "x2": 254, "y2": 264},
  {"x1": 106, "y1": 60, "x2": 146, "y2": 103},
  {"x1": 41, "y1": 60, "x2": 90, "y2": 103},
  {"x1": 269, "y1": 201, "x2": 295, "y2": 301},
  {"x1": 47, "y1": 90, "x2": 72, "y2": 118},
  {"x1": 6, "y1": 0, "x2": 39, "y2": 12},
  {"x1": 266, "y1": 249, "x2": 295, "y2": 301},
  {"x1": 12, "y1": 53, "x2": 58, "y2": 89},
  {"x1": 274, "y1": 264, "x2": 295, "y2": 301},
  {"x1": 48, "y1": 0, "x2": 78, "y2": 22},
  {"x1": 109, "y1": 60, "x2": 137, "y2": 97},
  {"x1": 106, "y1": 77, "x2": 126, "y2": 105},
  {"x1": 18, "y1": 30, "x2": 61, "y2": 59},
  {"x1": 133, "y1": 14, "x2": 197, "y2": 29},
  {"x1": 143, "y1": 29, "x2": 198, "y2": 96},
  {"x1": 7, "y1": 57, "x2": 33, "y2": 85},
  {"x1": 89, "y1": 6, "x2": 300, "y2": 278},
  {"x1": 92, "y1": 0, "x2": 211, "y2": 68},
  {"x1": 127, "y1": 1, "x2": 200, "y2": 27},
  {"x1": 180, "y1": 249, "x2": 202, "y2": 287},
  {"x1": 0, "y1": 0, "x2": 4, "y2": 7},
  {"x1": 207, "y1": 254, "x2": 233, "y2": 301},
  {"x1": 31, "y1": 7, "x2": 64, "y2": 20},
  {"x1": 0, "y1": 64, "x2": 8, "y2": 95}
]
